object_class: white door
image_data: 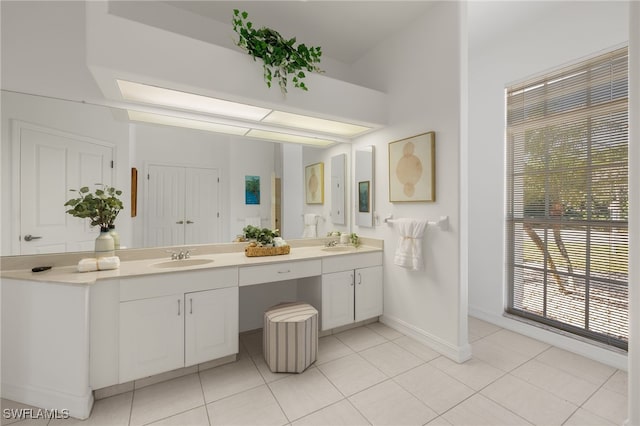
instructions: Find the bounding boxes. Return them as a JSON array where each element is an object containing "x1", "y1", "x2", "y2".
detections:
[
  {"x1": 355, "y1": 266, "x2": 383, "y2": 322},
  {"x1": 184, "y1": 168, "x2": 219, "y2": 245},
  {"x1": 119, "y1": 295, "x2": 184, "y2": 382},
  {"x1": 145, "y1": 165, "x2": 220, "y2": 247},
  {"x1": 184, "y1": 287, "x2": 238, "y2": 366},
  {"x1": 321, "y1": 270, "x2": 355, "y2": 330},
  {"x1": 18, "y1": 123, "x2": 113, "y2": 254},
  {"x1": 145, "y1": 165, "x2": 186, "y2": 247}
]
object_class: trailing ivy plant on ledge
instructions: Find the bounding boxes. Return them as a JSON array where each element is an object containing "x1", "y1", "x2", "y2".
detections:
[{"x1": 232, "y1": 9, "x2": 323, "y2": 94}]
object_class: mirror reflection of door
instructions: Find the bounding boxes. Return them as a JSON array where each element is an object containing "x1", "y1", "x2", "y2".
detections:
[
  {"x1": 18, "y1": 122, "x2": 114, "y2": 254},
  {"x1": 145, "y1": 164, "x2": 219, "y2": 247}
]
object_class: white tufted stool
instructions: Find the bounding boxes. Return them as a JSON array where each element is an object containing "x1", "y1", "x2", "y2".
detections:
[{"x1": 263, "y1": 302, "x2": 318, "y2": 373}]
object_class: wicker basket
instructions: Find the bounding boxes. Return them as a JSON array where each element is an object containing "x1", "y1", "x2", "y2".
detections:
[{"x1": 245, "y1": 245, "x2": 291, "y2": 257}]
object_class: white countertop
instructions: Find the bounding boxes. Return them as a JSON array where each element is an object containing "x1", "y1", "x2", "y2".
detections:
[{"x1": 1, "y1": 244, "x2": 382, "y2": 286}]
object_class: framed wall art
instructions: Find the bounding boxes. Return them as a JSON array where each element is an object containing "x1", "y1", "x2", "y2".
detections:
[
  {"x1": 358, "y1": 181, "x2": 370, "y2": 213},
  {"x1": 388, "y1": 131, "x2": 435, "y2": 202},
  {"x1": 245, "y1": 175, "x2": 260, "y2": 205},
  {"x1": 305, "y1": 162, "x2": 324, "y2": 204}
]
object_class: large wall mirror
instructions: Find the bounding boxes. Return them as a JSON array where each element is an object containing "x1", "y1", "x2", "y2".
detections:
[
  {"x1": 355, "y1": 146, "x2": 374, "y2": 228},
  {"x1": 330, "y1": 153, "x2": 346, "y2": 225},
  {"x1": 1, "y1": 90, "x2": 352, "y2": 256}
]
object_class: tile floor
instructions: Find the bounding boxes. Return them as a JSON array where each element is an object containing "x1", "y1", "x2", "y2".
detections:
[{"x1": 1, "y1": 318, "x2": 628, "y2": 426}]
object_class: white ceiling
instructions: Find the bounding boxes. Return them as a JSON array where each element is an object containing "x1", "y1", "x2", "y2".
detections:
[{"x1": 164, "y1": 1, "x2": 436, "y2": 64}]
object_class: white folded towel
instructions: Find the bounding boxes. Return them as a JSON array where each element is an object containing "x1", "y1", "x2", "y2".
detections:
[
  {"x1": 302, "y1": 214, "x2": 318, "y2": 238},
  {"x1": 98, "y1": 256, "x2": 120, "y2": 271},
  {"x1": 393, "y1": 218, "x2": 428, "y2": 271},
  {"x1": 77, "y1": 258, "x2": 98, "y2": 273}
]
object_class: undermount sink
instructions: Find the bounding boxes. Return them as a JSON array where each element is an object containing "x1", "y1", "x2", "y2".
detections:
[
  {"x1": 321, "y1": 246, "x2": 355, "y2": 252},
  {"x1": 152, "y1": 258, "x2": 214, "y2": 269}
]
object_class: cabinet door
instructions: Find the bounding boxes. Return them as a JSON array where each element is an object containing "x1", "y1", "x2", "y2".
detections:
[
  {"x1": 321, "y1": 270, "x2": 355, "y2": 330},
  {"x1": 119, "y1": 295, "x2": 184, "y2": 383},
  {"x1": 184, "y1": 287, "x2": 239, "y2": 366},
  {"x1": 355, "y1": 266, "x2": 383, "y2": 322}
]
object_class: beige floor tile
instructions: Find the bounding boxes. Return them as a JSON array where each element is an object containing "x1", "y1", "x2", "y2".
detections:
[
  {"x1": 129, "y1": 374, "x2": 205, "y2": 426},
  {"x1": 581, "y1": 387, "x2": 628, "y2": 425},
  {"x1": 207, "y1": 385, "x2": 287, "y2": 426},
  {"x1": 334, "y1": 327, "x2": 387, "y2": 352},
  {"x1": 200, "y1": 358, "x2": 265, "y2": 403},
  {"x1": 316, "y1": 335, "x2": 354, "y2": 365},
  {"x1": 603, "y1": 369, "x2": 628, "y2": 396},
  {"x1": 267, "y1": 368, "x2": 343, "y2": 421},
  {"x1": 359, "y1": 342, "x2": 423, "y2": 377},
  {"x1": 50, "y1": 392, "x2": 133, "y2": 426},
  {"x1": 1, "y1": 399, "x2": 51, "y2": 426},
  {"x1": 430, "y1": 356, "x2": 505, "y2": 391},
  {"x1": 251, "y1": 353, "x2": 295, "y2": 383},
  {"x1": 291, "y1": 400, "x2": 369, "y2": 426},
  {"x1": 481, "y1": 329, "x2": 550, "y2": 358},
  {"x1": 481, "y1": 374, "x2": 577, "y2": 425},
  {"x1": 318, "y1": 353, "x2": 387, "y2": 396},
  {"x1": 395, "y1": 364, "x2": 474, "y2": 414},
  {"x1": 535, "y1": 347, "x2": 616, "y2": 386},
  {"x1": 441, "y1": 393, "x2": 532, "y2": 426},
  {"x1": 471, "y1": 339, "x2": 533, "y2": 372},
  {"x1": 366, "y1": 322, "x2": 403, "y2": 340},
  {"x1": 468, "y1": 317, "x2": 501, "y2": 342},
  {"x1": 563, "y1": 408, "x2": 617, "y2": 426},
  {"x1": 426, "y1": 416, "x2": 453, "y2": 425},
  {"x1": 392, "y1": 336, "x2": 440, "y2": 362},
  {"x1": 511, "y1": 359, "x2": 600, "y2": 405},
  {"x1": 348, "y1": 379, "x2": 437, "y2": 425},
  {"x1": 147, "y1": 406, "x2": 210, "y2": 426}
]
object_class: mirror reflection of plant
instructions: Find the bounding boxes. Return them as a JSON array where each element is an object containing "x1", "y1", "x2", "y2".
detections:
[
  {"x1": 232, "y1": 9, "x2": 323, "y2": 94},
  {"x1": 65, "y1": 184, "x2": 124, "y2": 231},
  {"x1": 242, "y1": 225, "x2": 280, "y2": 246}
]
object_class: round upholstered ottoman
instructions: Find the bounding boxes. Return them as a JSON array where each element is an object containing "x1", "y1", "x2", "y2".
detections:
[{"x1": 263, "y1": 302, "x2": 318, "y2": 373}]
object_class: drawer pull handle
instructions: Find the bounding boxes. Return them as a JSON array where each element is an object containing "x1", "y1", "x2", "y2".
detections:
[
  {"x1": 177, "y1": 299, "x2": 181, "y2": 316},
  {"x1": 190, "y1": 298, "x2": 193, "y2": 314},
  {"x1": 278, "y1": 269, "x2": 291, "y2": 274}
]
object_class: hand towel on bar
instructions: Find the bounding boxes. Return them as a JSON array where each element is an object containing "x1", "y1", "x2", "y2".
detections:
[
  {"x1": 98, "y1": 256, "x2": 120, "y2": 271},
  {"x1": 244, "y1": 216, "x2": 261, "y2": 228},
  {"x1": 302, "y1": 214, "x2": 319, "y2": 238},
  {"x1": 77, "y1": 258, "x2": 98, "y2": 272},
  {"x1": 393, "y1": 218, "x2": 428, "y2": 271}
]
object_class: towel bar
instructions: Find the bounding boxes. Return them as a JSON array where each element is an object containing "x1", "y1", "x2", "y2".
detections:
[{"x1": 384, "y1": 215, "x2": 449, "y2": 231}]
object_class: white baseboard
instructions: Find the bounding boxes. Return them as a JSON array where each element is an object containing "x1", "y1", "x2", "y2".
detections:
[
  {"x1": 380, "y1": 314, "x2": 472, "y2": 363},
  {"x1": 1, "y1": 382, "x2": 94, "y2": 420},
  {"x1": 468, "y1": 306, "x2": 628, "y2": 371}
]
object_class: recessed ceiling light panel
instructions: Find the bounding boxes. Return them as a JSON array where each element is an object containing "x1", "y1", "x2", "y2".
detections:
[
  {"x1": 118, "y1": 80, "x2": 271, "y2": 121},
  {"x1": 262, "y1": 110, "x2": 371, "y2": 137},
  {"x1": 247, "y1": 129, "x2": 335, "y2": 146},
  {"x1": 127, "y1": 110, "x2": 250, "y2": 136}
]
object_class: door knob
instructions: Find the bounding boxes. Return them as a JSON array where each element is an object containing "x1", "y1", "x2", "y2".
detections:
[
  {"x1": 186, "y1": 220, "x2": 194, "y2": 224},
  {"x1": 176, "y1": 220, "x2": 184, "y2": 224},
  {"x1": 24, "y1": 234, "x2": 42, "y2": 241}
]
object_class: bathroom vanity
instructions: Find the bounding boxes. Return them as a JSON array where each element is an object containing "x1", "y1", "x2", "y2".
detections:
[{"x1": 0, "y1": 239, "x2": 383, "y2": 419}]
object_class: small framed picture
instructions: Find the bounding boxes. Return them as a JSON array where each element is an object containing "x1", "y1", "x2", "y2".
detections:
[
  {"x1": 389, "y1": 131, "x2": 435, "y2": 202},
  {"x1": 245, "y1": 175, "x2": 260, "y2": 205},
  {"x1": 358, "y1": 181, "x2": 370, "y2": 213},
  {"x1": 305, "y1": 162, "x2": 324, "y2": 204}
]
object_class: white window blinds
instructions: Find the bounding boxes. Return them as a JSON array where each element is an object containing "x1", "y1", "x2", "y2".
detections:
[{"x1": 506, "y1": 47, "x2": 628, "y2": 349}]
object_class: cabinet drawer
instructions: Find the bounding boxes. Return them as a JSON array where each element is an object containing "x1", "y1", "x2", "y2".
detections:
[
  {"x1": 239, "y1": 259, "x2": 321, "y2": 286},
  {"x1": 120, "y1": 267, "x2": 238, "y2": 302},
  {"x1": 322, "y1": 251, "x2": 383, "y2": 274}
]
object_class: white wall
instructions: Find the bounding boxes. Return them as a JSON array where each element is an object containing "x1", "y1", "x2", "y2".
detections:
[
  {"x1": 350, "y1": 2, "x2": 469, "y2": 360},
  {"x1": 468, "y1": 1, "x2": 629, "y2": 368}
]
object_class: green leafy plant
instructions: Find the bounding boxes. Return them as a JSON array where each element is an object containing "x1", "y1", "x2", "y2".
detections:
[
  {"x1": 64, "y1": 184, "x2": 124, "y2": 231},
  {"x1": 232, "y1": 9, "x2": 323, "y2": 94},
  {"x1": 349, "y1": 233, "x2": 360, "y2": 247},
  {"x1": 243, "y1": 225, "x2": 280, "y2": 246}
]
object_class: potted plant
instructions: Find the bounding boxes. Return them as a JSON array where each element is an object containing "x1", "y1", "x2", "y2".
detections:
[
  {"x1": 65, "y1": 185, "x2": 124, "y2": 256},
  {"x1": 242, "y1": 225, "x2": 279, "y2": 247},
  {"x1": 232, "y1": 9, "x2": 323, "y2": 94}
]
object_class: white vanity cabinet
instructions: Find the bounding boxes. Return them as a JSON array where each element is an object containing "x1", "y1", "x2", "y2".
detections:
[
  {"x1": 118, "y1": 267, "x2": 238, "y2": 383},
  {"x1": 321, "y1": 252, "x2": 383, "y2": 330}
]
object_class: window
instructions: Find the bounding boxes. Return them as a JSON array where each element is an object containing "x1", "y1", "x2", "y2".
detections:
[{"x1": 506, "y1": 47, "x2": 628, "y2": 350}]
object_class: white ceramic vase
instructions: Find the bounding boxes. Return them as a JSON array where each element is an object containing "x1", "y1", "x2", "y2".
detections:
[{"x1": 95, "y1": 227, "x2": 115, "y2": 258}]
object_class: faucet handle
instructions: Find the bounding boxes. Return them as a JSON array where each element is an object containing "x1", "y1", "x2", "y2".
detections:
[
  {"x1": 184, "y1": 248, "x2": 195, "y2": 258},
  {"x1": 165, "y1": 249, "x2": 179, "y2": 260}
]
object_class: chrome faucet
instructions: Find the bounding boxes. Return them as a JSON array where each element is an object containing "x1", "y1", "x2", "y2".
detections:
[
  {"x1": 325, "y1": 240, "x2": 338, "y2": 247},
  {"x1": 166, "y1": 248, "x2": 194, "y2": 260}
]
